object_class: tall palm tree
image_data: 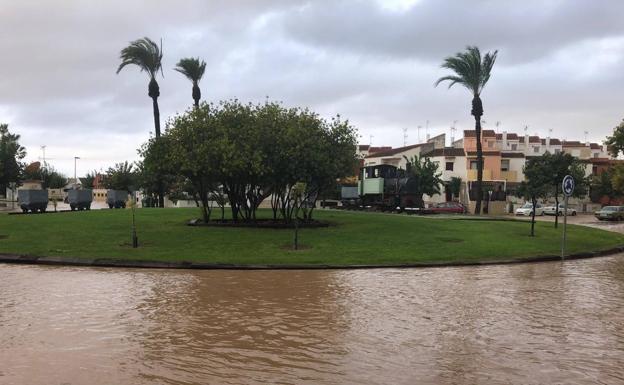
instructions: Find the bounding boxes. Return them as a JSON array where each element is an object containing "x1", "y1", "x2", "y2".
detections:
[
  {"x1": 116, "y1": 37, "x2": 164, "y2": 207},
  {"x1": 117, "y1": 37, "x2": 164, "y2": 137},
  {"x1": 435, "y1": 46, "x2": 498, "y2": 215},
  {"x1": 174, "y1": 57, "x2": 207, "y2": 108}
]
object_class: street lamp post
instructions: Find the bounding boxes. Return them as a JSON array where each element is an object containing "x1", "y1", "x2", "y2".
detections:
[{"x1": 74, "y1": 157, "x2": 80, "y2": 185}]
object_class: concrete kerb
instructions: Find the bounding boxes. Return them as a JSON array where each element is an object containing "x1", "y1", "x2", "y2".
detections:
[{"x1": 1, "y1": 245, "x2": 624, "y2": 270}]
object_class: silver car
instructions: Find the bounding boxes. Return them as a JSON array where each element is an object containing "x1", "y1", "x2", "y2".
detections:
[{"x1": 543, "y1": 204, "x2": 577, "y2": 216}]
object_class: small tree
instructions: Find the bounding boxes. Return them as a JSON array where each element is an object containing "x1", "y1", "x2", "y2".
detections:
[
  {"x1": 0, "y1": 124, "x2": 26, "y2": 192},
  {"x1": 403, "y1": 155, "x2": 444, "y2": 208},
  {"x1": 605, "y1": 119, "x2": 624, "y2": 158},
  {"x1": 104, "y1": 161, "x2": 136, "y2": 192},
  {"x1": 590, "y1": 168, "x2": 619, "y2": 205},
  {"x1": 518, "y1": 158, "x2": 550, "y2": 236},
  {"x1": 541, "y1": 152, "x2": 588, "y2": 228},
  {"x1": 80, "y1": 170, "x2": 98, "y2": 189},
  {"x1": 448, "y1": 177, "x2": 462, "y2": 201}
]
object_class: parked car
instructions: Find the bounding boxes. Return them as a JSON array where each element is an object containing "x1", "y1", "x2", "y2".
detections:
[
  {"x1": 543, "y1": 204, "x2": 577, "y2": 216},
  {"x1": 595, "y1": 206, "x2": 624, "y2": 221},
  {"x1": 515, "y1": 202, "x2": 544, "y2": 216},
  {"x1": 421, "y1": 202, "x2": 467, "y2": 214}
]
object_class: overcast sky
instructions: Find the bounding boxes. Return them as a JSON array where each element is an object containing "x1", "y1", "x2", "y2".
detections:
[{"x1": 1, "y1": 0, "x2": 623, "y2": 176}]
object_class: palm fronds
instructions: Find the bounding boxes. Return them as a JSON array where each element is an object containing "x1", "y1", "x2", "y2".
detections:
[
  {"x1": 174, "y1": 57, "x2": 206, "y2": 83},
  {"x1": 435, "y1": 46, "x2": 498, "y2": 95},
  {"x1": 117, "y1": 37, "x2": 163, "y2": 79}
]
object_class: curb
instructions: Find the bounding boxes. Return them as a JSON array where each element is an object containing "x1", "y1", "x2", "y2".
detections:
[{"x1": 1, "y1": 245, "x2": 623, "y2": 270}]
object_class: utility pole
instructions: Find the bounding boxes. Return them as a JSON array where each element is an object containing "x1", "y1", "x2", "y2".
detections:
[
  {"x1": 40, "y1": 145, "x2": 47, "y2": 168},
  {"x1": 74, "y1": 156, "x2": 80, "y2": 185}
]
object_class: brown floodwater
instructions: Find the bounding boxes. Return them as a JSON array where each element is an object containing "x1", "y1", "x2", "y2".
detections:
[{"x1": 1, "y1": 256, "x2": 624, "y2": 385}]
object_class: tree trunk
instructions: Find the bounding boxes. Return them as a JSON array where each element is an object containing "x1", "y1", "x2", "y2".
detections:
[
  {"x1": 554, "y1": 185, "x2": 559, "y2": 228},
  {"x1": 530, "y1": 197, "x2": 536, "y2": 237},
  {"x1": 472, "y1": 96, "x2": 484, "y2": 215}
]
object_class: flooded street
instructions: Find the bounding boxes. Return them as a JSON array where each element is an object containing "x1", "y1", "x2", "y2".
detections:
[{"x1": 1, "y1": 257, "x2": 624, "y2": 385}]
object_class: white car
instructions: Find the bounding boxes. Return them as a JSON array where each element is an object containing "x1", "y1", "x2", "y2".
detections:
[
  {"x1": 543, "y1": 204, "x2": 577, "y2": 216},
  {"x1": 515, "y1": 203, "x2": 544, "y2": 216}
]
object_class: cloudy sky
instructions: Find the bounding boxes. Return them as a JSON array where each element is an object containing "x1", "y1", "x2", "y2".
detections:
[{"x1": 1, "y1": 0, "x2": 623, "y2": 176}]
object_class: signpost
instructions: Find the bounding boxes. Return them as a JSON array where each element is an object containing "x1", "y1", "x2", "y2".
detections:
[{"x1": 561, "y1": 175, "x2": 575, "y2": 260}]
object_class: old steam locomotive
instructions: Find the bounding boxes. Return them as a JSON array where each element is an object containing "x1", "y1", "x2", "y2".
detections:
[{"x1": 342, "y1": 164, "x2": 422, "y2": 211}]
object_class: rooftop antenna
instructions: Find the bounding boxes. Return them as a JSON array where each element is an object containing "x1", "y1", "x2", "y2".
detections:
[
  {"x1": 403, "y1": 128, "x2": 408, "y2": 147},
  {"x1": 425, "y1": 120, "x2": 430, "y2": 140},
  {"x1": 451, "y1": 120, "x2": 457, "y2": 144},
  {"x1": 417, "y1": 125, "x2": 422, "y2": 142},
  {"x1": 584, "y1": 131, "x2": 589, "y2": 143},
  {"x1": 369, "y1": 134, "x2": 374, "y2": 146},
  {"x1": 495, "y1": 121, "x2": 501, "y2": 133}
]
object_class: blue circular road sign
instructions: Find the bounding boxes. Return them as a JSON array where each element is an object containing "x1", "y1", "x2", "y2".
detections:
[{"x1": 562, "y1": 175, "x2": 575, "y2": 196}]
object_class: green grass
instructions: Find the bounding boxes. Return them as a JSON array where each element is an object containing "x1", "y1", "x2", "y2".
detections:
[{"x1": 0, "y1": 208, "x2": 622, "y2": 266}]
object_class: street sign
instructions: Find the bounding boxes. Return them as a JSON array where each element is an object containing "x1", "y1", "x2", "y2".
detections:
[
  {"x1": 562, "y1": 175, "x2": 575, "y2": 197},
  {"x1": 561, "y1": 175, "x2": 574, "y2": 260}
]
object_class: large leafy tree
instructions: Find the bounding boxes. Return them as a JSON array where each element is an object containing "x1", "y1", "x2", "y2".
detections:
[
  {"x1": 403, "y1": 154, "x2": 444, "y2": 208},
  {"x1": 435, "y1": 46, "x2": 498, "y2": 215},
  {"x1": 174, "y1": 57, "x2": 207, "y2": 108},
  {"x1": 0, "y1": 123, "x2": 26, "y2": 192},
  {"x1": 604, "y1": 119, "x2": 624, "y2": 157},
  {"x1": 117, "y1": 37, "x2": 164, "y2": 207}
]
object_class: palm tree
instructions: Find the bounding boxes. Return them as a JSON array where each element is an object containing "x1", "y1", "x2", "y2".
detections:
[
  {"x1": 117, "y1": 37, "x2": 164, "y2": 207},
  {"x1": 174, "y1": 57, "x2": 207, "y2": 108},
  {"x1": 435, "y1": 46, "x2": 498, "y2": 215},
  {"x1": 116, "y1": 37, "x2": 164, "y2": 137}
]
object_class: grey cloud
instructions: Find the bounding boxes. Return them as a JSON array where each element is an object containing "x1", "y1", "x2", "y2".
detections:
[{"x1": 278, "y1": 0, "x2": 624, "y2": 64}]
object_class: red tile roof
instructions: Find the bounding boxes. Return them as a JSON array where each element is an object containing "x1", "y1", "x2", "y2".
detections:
[
  {"x1": 365, "y1": 143, "x2": 425, "y2": 158},
  {"x1": 464, "y1": 129, "x2": 496, "y2": 138},
  {"x1": 529, "y1": 136, "x2": 541, "y2": 143},
  {"x1": 562, "y1": 141, "x2": 584, "y2": 147},
  {"x1": 501, "y1": 152, "x2": 525, "y2": 158},
  {"x1": 424, "y1": 148, "x2": 466, "y2": 157},
  {"x1": 590, "y1": 143, "x2": 602, "y2": 150}
]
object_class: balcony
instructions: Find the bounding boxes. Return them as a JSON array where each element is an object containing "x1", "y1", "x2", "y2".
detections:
[
  {"x1": 467, "y1": 169, "x2": 492, "y2": 181},
  {"x1": 500, "y1": 170, "x2": 519, "y2": 182}
]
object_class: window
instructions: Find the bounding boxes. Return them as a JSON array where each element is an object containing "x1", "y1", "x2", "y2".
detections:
[
  {"x1": 533, "y1": 146, "x2": 540, "y2": 153},
  {"x1": 501, "y1": 160, "x2": 510, "y2": 172},
  {"x1": 511, "y1": 144, "x2": 517, "y2": 151},
  {"x1": 488, "y1": 141, "x2": 494, "y2": 148},
  {"x1": 446, "y1": 162, "x2": 454, "y2": 171},
  {"x1": 470, "y1": 160, "x2": 478, "y2": 170}
]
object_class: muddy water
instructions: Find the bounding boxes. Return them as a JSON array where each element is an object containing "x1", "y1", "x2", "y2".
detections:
[{"x1": 1, "y1": 257, "x2": 624, "y2": 385}]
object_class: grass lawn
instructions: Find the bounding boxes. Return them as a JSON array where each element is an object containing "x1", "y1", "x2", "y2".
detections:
[{"x1": 0, "y1": 208, "x2": 622, "y2": 266}]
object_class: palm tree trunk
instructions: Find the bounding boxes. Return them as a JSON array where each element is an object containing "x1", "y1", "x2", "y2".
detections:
[
  {"x1": 148, "y1": 77, "x2": 164, "y2": 207},
  {"x1": 192, "y1": 81, "x2": 201, "y2": 109},
  {"x1": 472, "y1": 95, "x2": 484, "y2": 215}
]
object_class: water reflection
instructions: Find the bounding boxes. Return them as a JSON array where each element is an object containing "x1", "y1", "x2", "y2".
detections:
[{"x1": 1, "y1": 256, "x2": 624, "y2": 384}]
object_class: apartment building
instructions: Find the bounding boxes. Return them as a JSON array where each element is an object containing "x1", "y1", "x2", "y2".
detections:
[{"x1": 356, "y1": 129, "x2": 615, "y2": 211}]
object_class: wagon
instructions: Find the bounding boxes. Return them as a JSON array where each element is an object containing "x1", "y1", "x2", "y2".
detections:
[{"x1": 68, "y1": 189, "x2": 93, "y2": 211}]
